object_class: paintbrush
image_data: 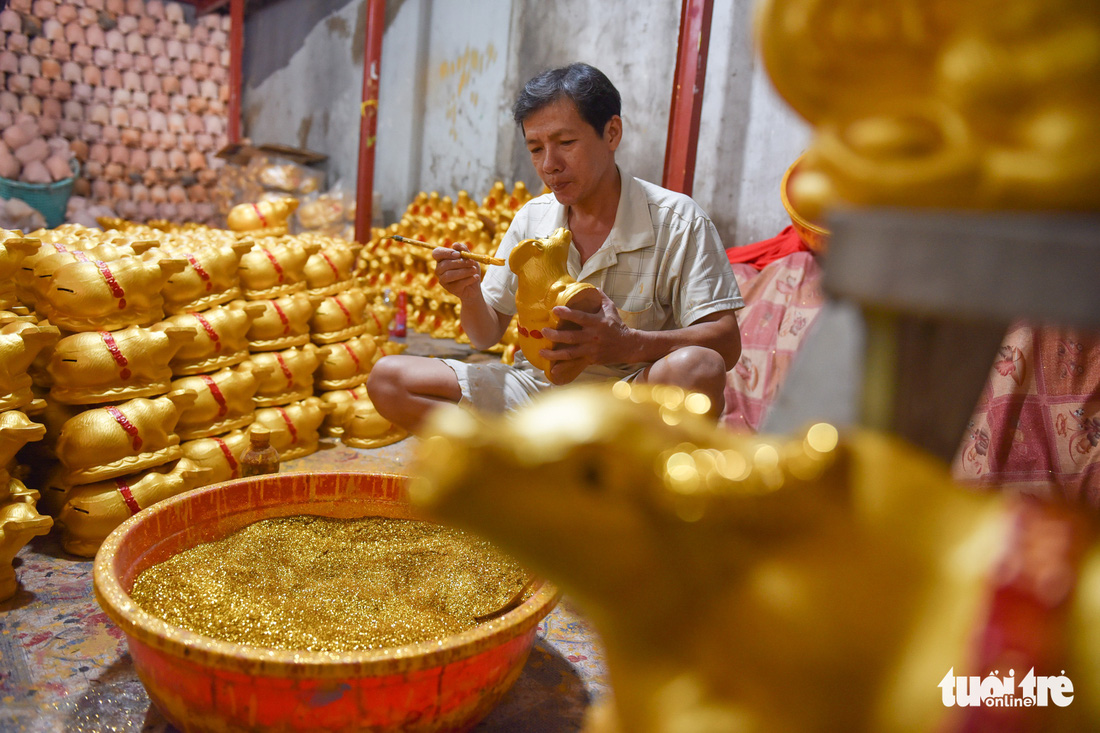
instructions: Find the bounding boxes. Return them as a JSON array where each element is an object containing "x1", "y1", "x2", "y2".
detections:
[{"x1": 386, "y1": 234, "x2": 505, "y2": 267}]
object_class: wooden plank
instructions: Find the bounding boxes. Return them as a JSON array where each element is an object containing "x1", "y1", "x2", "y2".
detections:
[{"x1": 825, "y1": 209, "x2": 1100, "y2": 329}]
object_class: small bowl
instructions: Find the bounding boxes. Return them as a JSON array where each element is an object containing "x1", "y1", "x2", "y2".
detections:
[
  {"x1": 94, "y1": 472, "x2": 560, "y2": 733},
  {"x1": 781, "y1": 154, "x2": 831, "y2": 253}
]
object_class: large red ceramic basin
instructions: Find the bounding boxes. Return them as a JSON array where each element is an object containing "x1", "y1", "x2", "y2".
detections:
[{"x1": 93, "y1": 471, "x2": 560, "y2": 733}]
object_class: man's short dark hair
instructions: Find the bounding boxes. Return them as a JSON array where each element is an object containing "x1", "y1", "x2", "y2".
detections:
[{"x1": 513, "y1": 63, "x2": 622, "y2": 136}]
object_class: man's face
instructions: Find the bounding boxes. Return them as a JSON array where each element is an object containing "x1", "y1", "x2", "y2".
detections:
[{"x1": 523, "y1": 97, "x2": 621, "y2": 209}]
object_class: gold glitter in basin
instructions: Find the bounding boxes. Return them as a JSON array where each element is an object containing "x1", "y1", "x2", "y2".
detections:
[
  {"x1": 93, "y1": 472, "x2": 560, "y2": 733},
  {"x1": 130, "y1": 515, "x2": 529, "y2": 652}
]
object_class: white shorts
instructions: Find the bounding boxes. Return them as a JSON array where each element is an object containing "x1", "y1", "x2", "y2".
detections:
[{"x1": 440, "y1": 354, "x2": 644, "y2": 414}]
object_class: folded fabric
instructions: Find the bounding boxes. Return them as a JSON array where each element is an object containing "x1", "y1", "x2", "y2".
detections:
[{"x1": 726, "y1": 225, "x2": 810, "y2": 271}]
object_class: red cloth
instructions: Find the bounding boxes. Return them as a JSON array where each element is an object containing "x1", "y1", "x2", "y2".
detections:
[{"x1": 726, "y1": 225, "x2": 810, "y2": 271}]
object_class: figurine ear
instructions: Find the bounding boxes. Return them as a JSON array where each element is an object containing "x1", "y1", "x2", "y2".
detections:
[{"x1": 507, "y1": 239, "x2": 539, "y2": 272}]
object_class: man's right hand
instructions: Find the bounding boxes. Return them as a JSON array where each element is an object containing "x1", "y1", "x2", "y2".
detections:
[{"x1": 433, "y1": 242, "x2": 483, "y2": 301}]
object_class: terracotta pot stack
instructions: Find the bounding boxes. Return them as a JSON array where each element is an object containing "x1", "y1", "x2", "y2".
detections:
[{"x1": 0, "y1": 0, "x2": 231, "y2": 226}]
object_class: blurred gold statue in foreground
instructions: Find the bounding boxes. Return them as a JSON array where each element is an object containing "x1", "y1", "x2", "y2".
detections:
[
  {"x1": 757, "y1": 0, "x2": 1100, "y2": 216},
  {"x1": 412, "y1": 383, "x2": 1100, "y2": 732}
]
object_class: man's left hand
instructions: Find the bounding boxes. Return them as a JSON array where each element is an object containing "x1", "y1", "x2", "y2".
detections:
[{"x1": 539, "y1": 290, "x2": 633, "y2": 385}]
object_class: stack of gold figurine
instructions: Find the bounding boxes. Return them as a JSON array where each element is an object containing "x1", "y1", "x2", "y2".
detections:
[
  {"x1": 356, "y1": 180, "x2": 533, "y2": 362},
  {"x1": 0, "y1": 198, "x2": 415, "y2": 569}
]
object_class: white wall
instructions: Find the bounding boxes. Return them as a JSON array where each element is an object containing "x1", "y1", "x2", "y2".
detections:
[
  {"x1": 242, "y1": 0, "x2": 811, "y2": 245},
  {"x1": 416, "y1": 0, "x2": 515, "y2": 199},
  {"x1": 244, "y1": 0, "x2": 365, "y2": 193}
]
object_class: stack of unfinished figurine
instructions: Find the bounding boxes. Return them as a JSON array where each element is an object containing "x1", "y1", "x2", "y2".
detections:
[
  {"x1": 303, "y1": 232, "x2": 406, "y2": 449},
  {"x1": 356, "y1": 180, "x2": 532, "y2": 361},
  {"x1": 4, "y1": 224, "x2": 218, "y2": 559}
]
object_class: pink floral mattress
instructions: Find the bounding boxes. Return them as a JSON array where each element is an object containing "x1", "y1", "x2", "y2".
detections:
[
  {"x1": 953, "y1": 322, "x2": 1100, "y2": 506},
  {"x1": 721, "y1": 250, "x2": 825, "y2": 432},
  {"x1": 719, "y1": 252, "x2": 1099, "y2": 506}
]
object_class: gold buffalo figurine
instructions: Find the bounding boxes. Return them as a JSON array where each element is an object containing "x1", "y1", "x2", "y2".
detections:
[
  {"x1": 309, "y1": 287, "x2": 371, "y2": 344},
  {"x1": 318, "y1": 386, "x2": 367, "y2": 437},
  {"x1": 39, "y1": 256, "x2": 188, "y2": 332},
  {"x1": 248, "y1": 343, "x2": 327, "y2": 407},
  {"x1": 180, "y1": 429, "x2": 251, "y2": 486},
  {"x1": 153, "y1": 303, "x2": 264, "y2": 375},
  {"x1": 230, "y1": 293, "x2": 319, "y2": 352},
  {"x1": 159, "y1": 241, "x2": 253, "y2": 314},
  {"x1": 0, "y1": 326, "x2": 58, "y2": 412},
  {"x1": 236, "y1": 238, "x2": 319, "y2": 300},
  {"x1": 303, "y1": 239, "x2": 359, "y2": 296},
  {"x1": 323, "y1": 391, "x2": 407, "y2": 449},
  {"x1": 0, "y1": 409, "x2": 49, "y2": 595},
  {"x1": 0, "y1": 480, "x2": 52, "y2": 600},
  {"x1": 55, "y1": 458, "x2": 211, "y2": 557},
  {"x1": 54, "y1": 389, "x2": 196, "y2": 485},
  {"x1": 509, "y1": 227, "x2": 598, "y2": 383},
  {"x1": 314, "y1": 333, "x2": 376, "y2": 390},
  {"x1": 411, "y1": 382, "x2": 1100, "y2": 733},
  {"x1": 227, "y1": 197, "x2": 299, "y2": 237},
  {"x1": 0, "y1": 236, "x2": 40, "y2": 310},
  {"x1": 169, "y1": 361, "x2": 271, "y2": 440},
  {"x1": 47, "y1": 325, "x2": 195, "y2": 404},
  {"x1": 19, "y1": 239, "x2": 157, "y2": 309},
  {"x1": 0, "y1": 410, "x2": 45, "y2": 487},
  {"x1": 756, "y1": 0, "x2": 1100, "y2": 214},
  {"x1": 252, "y1": 396, "x2": 334, "y2": 461}
]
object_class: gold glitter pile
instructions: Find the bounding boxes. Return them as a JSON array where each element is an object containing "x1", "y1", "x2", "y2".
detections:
[{"x1": 129, "y1": 515, "x2": 529, "y2": 652}]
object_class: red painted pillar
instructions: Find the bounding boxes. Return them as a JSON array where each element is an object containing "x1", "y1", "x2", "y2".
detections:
[
  {"x1": 662, "y1": 0, "x2": 714, "y2": 196},
  {"x1": 354, "y1": 0, "x2": 386, "y2": 244},
  {"x1": 227, "y1": 0, "x2": 244, "y2": 143}
]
